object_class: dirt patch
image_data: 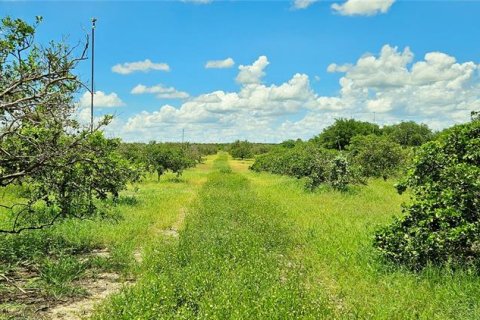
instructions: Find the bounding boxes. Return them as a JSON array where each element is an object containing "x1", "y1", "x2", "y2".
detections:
[
  {"x1": 79, "y1": 248, "x2": 111, "y2": 263},
  {"x1": 42, "y1": 272, "x2": 127, "y2": 320},
  {"x1": 1, "y1": 266, "x2": 42, "y2": 302},
  {"x1": 0, "y1": 249, "x2": 128, "y2": 320}
]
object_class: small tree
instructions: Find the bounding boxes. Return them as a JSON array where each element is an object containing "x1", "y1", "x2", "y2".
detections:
[
  {"x1": 0, "y1": 17, "x2": 137, "y2": 233},
  {"x1": 312, "y1": 118, "x2": 380, "y2": 150},
  {"x1": 145, "y1": 143, "x2": 196, "y2": 180},
  {"x1": 229, "y1": 140, "x2": 253, "y2": 159},
  {"x1": 374, "y1": 117, "x2": 480, "y2": 270},
  {"x1": 349, "y1": 135, "x2": 407, "y2": 180}
]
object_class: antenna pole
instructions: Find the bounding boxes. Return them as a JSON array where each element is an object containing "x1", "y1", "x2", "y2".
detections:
[{"x1": 90, "y1": 18, "x2": 97, "y2": 133}]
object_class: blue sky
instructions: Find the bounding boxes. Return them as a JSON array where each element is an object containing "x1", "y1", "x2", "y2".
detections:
[{"x1": 1, "y1": 0, "x2": 479, "y2": 142}]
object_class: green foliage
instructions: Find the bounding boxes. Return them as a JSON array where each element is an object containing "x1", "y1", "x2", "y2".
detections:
[
  {"x1": 375, "y1": 117, "x2": 480, "y2": 270},
  {"x1": 144, "y1": 142, "x2": 197, "y2": 179},
  {"x1": 251, "y1": 142, "x2": 359, "y2": 191},
  {"x1": 251, "y1": 142, "x2": 321, "y2": 177},
  {"x1": 0, "y1": 229, "x2": 92, "y2": 269},
  {"x1": 228, "y1": 140, "x2": 254, "y2": 159},
  {"x1": 312, "y1": 118, "x2": 380, "y2": 150},
  {"x1": 382, "y1": 121, "x2": 433, "y2": 146},
  {"x1": 118, "y1": 142, "x2": 212, "y2": 180},
  {"x1": 349, "y1": 134, "x2": 408, "y2": 180},
  {"x1": 327, "y1": 155, "x2": 351, "y2": 191},
  {"x1": 279, "y1": 139, "x2": 298, "y2": 148},
  {"x1": 0, "y1": 17, "x2": 138, "y2": 233}
]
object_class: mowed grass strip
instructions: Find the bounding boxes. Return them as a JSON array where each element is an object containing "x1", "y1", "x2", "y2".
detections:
[{"x1": 92, "y1": 153, "x2": 332, "y2": 319}]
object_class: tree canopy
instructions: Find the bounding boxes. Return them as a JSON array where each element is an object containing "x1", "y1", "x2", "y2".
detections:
[
  {"x1": 312, "y1": 118, "x2": 380, "y2": 150},
  {"x1": 0, "y1": 17, "x2": 137, "y2": 233},
  {"x1": 375, "y1": 116, "x2": 480, "y2": 269},
  {"x1": 382, "y1": 121, "x2": 433, "y2": 146}
]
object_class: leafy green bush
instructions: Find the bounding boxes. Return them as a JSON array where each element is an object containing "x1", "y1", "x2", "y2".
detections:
[
  {"x1": 374, "y1": 117, "x2": 480, "y2": 270},
  {"x1": 228, "y1": 140, "x2": 254, "y2": 159},
  {"x1": 312, "y1": 118, "x2": 380, "y2": 150},
  {"x1": 251, "y1": 142, "x2": 359, "y2": 191},
  {"x1": 349, "y1": 134, "x2": 408, "y2": 180}
]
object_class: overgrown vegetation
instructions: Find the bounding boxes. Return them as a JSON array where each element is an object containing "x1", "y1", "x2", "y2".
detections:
[
  {"x1": 0, "y1": 17, "x2": 138, "y2": 234},
  {"x1": 250, "y1": 141, "x2": 361, "y2": 191},
  {"x1": 92, "y1": 154, "x2": 330, "y2": 319},
  {"x1": 348, "y1": 134, "x2": 409, "y2": 180},
  {"x1": 375, "y1": 115, "x2": 480, "y2": 270},
  {"x1": 250, "y1": 118, "x2": 423, "y2": 190},
  {"x1": 246, "y1": 159, "x2": 480, "y2": 319},
  {"x1": 118, "y1": 142, "x2": 218, "y2": 180}
]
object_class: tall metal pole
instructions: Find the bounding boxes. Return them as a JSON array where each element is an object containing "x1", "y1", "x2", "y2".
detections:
[{"x1": 90, "y1": 18, "x2": 97, "y2": 133}]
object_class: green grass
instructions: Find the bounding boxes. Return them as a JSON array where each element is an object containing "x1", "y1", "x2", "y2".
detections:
[
  {"x1": 0, "y1": 156, "x2": 213, "y2": 318},
  {"x1": 234, "y1": 157, "x2": 480, "y2": 319},
  {"x1": 92, "y1": 153, "x2": 331, "y2": 319},
  {"x1": 2, "y1": 153, "x2": 480, "y2": 319}
]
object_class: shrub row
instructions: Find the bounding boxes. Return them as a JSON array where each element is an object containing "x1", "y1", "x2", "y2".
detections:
[
  {"x1": 251, "y1": 133, "x2": 410, "y2": 191},
  {"x1": 250, "y1": 142, "x2": 361, "y2": 191},
  {"x1": 374, "y1": 116, "x2": 480, "y2": 270}
]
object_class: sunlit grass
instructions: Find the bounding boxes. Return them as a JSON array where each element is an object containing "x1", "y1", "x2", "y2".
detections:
[
  {"x1": 92, "y1": 153, "x2": 332, "y2": 319},
  {"x1": 0, "y1": 155, "x2": 214, "y2": 318},
  {"x1": 3, "y1": 154, "x2": 480, "y2": 319},
  {"x1": 231, "y1": 158, "x2": 480, "y2": 319},
  {"x1": 55, "y1": 155, "x2": 214, "y2": 271}
]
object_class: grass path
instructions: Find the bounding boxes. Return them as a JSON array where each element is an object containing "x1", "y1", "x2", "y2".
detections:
[
  {"x1": 92, "y1": 153, "x2": 331, "y2": 319},
  {"x1": 89, "y1": 153, "x2": 480, "y2": 319}
]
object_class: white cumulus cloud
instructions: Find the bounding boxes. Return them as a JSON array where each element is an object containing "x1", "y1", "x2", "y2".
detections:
[
  {"x1": 101, "y1": 49, "x2": 479, "y2": 142},
  {"x1": 325, "y1": 44, "x2": 479, "y2": 120},
  {"x1": 131, "y1": 84, "x2": 190, "y2": 99},
  {"x1": 205, "y1": 57, "x2": 235, "y2": 69},
  {"x1": 236, "y1": 56, "x2": 270, "y2": 85},
  {"x1": 79, "y1": 91, "x2": 125, "y2": 108},
  {"x1": 292, "y1": 0, "x2": 317, "y2": 9},
  {"x1": 332, "y1": 0, "x2": 395, "y2": 16},
  {"x1": 112, "y1": 59, "x2": 170, "y2": 75}
]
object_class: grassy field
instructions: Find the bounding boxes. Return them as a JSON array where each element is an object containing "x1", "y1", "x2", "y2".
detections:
[
  {"x1": 2, "y1": 153, "x2": 480, "y2": 319},
  {"x1": 237, "y1": 158, "x2": 480, "y2": 319},
  {"x1": 0, "y1": 157, "x2": 212, "y2": 318},
  {"x1": 92, "y1": 152, "x2": 331, "y2": 319}
]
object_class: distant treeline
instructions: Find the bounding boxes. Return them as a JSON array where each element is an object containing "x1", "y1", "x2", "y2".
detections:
[
  {"x1": 249, "y1": 119, "x2": 435, "y2": 190},
  {"x1": 117, "y1": 141, "x2": 275, "y2": 180}
]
